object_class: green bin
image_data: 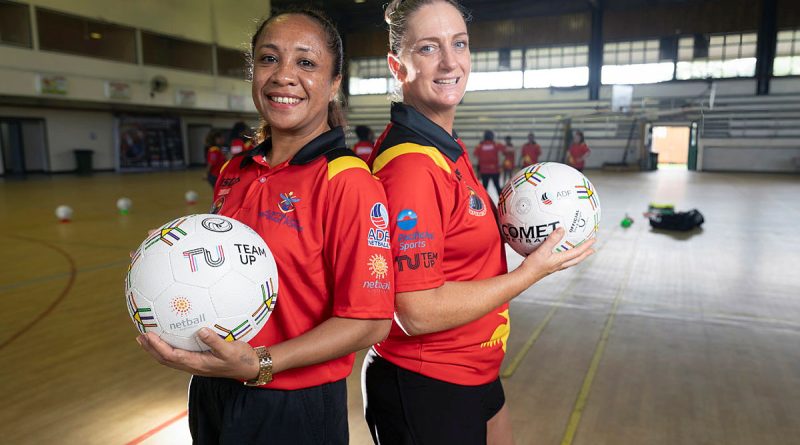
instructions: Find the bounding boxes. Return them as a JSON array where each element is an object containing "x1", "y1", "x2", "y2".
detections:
[{"x1": 74, "y1": 149, "x2": 94, "y2": 175}]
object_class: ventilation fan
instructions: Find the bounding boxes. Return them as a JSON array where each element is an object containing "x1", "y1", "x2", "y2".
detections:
[{"x1": 149, "y1": 75, "x2": 169, "y2": 97}]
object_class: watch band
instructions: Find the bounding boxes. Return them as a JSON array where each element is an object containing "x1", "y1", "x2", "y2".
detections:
[{"x1": 244, "y1": 346, "x2": 273, "y2": 386}]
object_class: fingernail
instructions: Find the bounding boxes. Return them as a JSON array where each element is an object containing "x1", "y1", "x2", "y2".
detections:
[{"x1": 198, "y1": 328, "x2": 210, "y2": 338}]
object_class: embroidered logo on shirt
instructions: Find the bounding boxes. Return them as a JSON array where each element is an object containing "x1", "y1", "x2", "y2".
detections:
[
  {"x1": 278, "y1": 192, "x2": 301, "y2": 213},
  {"x1": 397, "y1": 209, "x2": 418, "y2": 231},
  {"x1": 219, "y1": 177, "x2": 240, "y2": 187},
  {"x1": 466, "y1": 186, "x2": 487, "y2": 217},
  {"x1": 210, "y1": 196, "x2": 225, "y2": 214},
  {"x1": 259, "y1": 210, "x2": 303, "y2": 232},
  {"x1": 368, "y1": 203, "x2": 391, "y2": 249},
  {"x1": 368, "y1": 254, "x2": 389, "y2": 279},
  {"x1": 481, "y1": 309, "x2": 510, "y2": 352},
  {"x1": 395, "y1": 251, "x2": 438, "y2": 271},
  {"x1": 370, "y1": 203, "x2": 390, "y2": 229}
]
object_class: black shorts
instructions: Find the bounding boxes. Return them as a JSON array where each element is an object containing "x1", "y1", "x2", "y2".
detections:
[
  {"x1": 362, "y1": 349, "x2": 505, "y2": 445},
  {"x1": 188, "y1": 376, "x2": 348, "y2": 445}
]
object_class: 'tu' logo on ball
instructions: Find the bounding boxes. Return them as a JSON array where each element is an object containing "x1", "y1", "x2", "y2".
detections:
[{"x1": 183, "y1": 246, "x2": 225, "y2": 272}]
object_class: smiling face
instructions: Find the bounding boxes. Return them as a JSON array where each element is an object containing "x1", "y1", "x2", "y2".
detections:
[
  {"x1": 389, "y1": 1, "x2": 470, "y2": 117},
  {"x1": 251, "y1": 14, "x2": 341, "y2": 137}
]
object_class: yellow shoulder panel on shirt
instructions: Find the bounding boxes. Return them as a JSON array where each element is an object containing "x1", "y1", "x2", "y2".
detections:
[
  {"x1": 372, "y1": 143, "x2": 451, "y2": 175},
  {"x1": 327, "y1": 156, "x2": 370, "y2": 180},
  {"x1": 219, "y1": 160, "x2": 231, "y2": 174}
]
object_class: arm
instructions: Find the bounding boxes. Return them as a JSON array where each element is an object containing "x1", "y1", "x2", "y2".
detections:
[
  {"x1": 139, "y1": 160, "x2": 394, "y2": 380},
  {"x1": 394, "y1": 228, "x2": 594, "y2": 336},
  {"x1": 138, "y1": 316, "x2": 390, "y2": 380}
]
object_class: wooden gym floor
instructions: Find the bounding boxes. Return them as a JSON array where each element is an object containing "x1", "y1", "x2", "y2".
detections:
[{"x1": 0, "y1": 168, "x2": 798, "y2": 444}]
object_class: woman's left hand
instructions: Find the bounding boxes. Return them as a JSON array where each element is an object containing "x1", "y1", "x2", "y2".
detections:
[{"x1": 137, "y1": 328, "x2": 259, "y2": 380}]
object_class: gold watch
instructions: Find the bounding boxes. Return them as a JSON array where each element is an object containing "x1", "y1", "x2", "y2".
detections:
[{"x1": 244, "y1": 346, "x2": 273, "y2": 386}]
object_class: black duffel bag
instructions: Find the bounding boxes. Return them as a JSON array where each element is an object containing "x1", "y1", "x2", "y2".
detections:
[{"x1": 648, "y1": 209, "x2": 704, "y2": 231}]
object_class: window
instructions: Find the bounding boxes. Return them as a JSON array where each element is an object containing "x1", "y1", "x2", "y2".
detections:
[
  {"x1": 676, "y1": 32, "x2": 757, "y2": 80},
  {"x1": 523, "y1": 45, "x2": 589, "y2": 88},
  {"x1": 348, "y1": 57, "x2": 392, "y2": 95},
  {"x1": 142, "y1": 31, "x2": 213, "y2": 74},
  {"x1": 217, "y1": 46, "x2": 247, "y2": 79},
  {"x1": 602, "y1": 39, "x2": 673, "y2": 84},
  {"x1": 774, "y1": 29, "x2": 800, "y2": 76},
  {"x1": 36, "y1": 7, "x2": 136, "y2": 63},
  {"x1": 468, "y1": 49, "x2": 523, "y2": 91},
  {"x1": 0, "y1": 0, "x2": 31, "y2": 48}
]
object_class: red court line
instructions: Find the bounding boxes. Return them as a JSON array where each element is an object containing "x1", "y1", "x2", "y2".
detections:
[
  {"x1": 0, "y1": 236, "x2": 77, "y2": 351},
  {"x1": 126, "y1": 410, "x2": 188, "y2": 445}
]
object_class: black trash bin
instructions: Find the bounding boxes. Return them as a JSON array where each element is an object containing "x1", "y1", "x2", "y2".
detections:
[
  {"x1": 648, "y1": 152, "x2": 659, "y2": 170},
  {"x1": 74, "y1": 149, "x2": 94, "y2": 175}
]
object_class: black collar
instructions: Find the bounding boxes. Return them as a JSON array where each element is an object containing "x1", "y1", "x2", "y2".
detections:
[
  {"x1": 390, "y1": 102, "x2": 463, "y2": 162},
  {"x1": 244, "y1": 126, "x2": 347, "y2": 167}
]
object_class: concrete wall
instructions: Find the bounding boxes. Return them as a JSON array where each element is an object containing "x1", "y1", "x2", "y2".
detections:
[
  {"x1": 28, "y1": 0, "x2": 267, "y2": 48},
  {"x1": 0, "y1": 0, "x2": 267, "y2": 174}
]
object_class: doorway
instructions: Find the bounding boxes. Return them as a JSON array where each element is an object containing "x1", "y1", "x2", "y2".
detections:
[
  {"x1": 651, "y1": 125, "x2": 690, "y2": 170},
  {"x1": 187, "y1": 124, "x2": 212, "y2": 167},
  {"x1": 0, "y1": 118, "x2": 49, "y2": 175}
]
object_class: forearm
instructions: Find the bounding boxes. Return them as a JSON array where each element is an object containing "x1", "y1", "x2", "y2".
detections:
[
  {"x1": 267, "y1": 317, "x2": 392, "y2": 375},
  {"x1": 395, "y1": 266, "x2": 544, "y2": 336}
]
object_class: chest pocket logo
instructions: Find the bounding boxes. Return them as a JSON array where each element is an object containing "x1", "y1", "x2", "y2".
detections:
[
  {"x1": 466, "y1": 186, "x2": 487, "y2": 217},
  {"x1": 278, "y1": 192, "x2": 301, "y2": 213}
]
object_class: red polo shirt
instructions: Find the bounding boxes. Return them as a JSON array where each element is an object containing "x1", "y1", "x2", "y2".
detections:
[
  {"x1": 212, "y1": 127, "x2": 394, "y2": 390},
  {"x1": 568, "y1": 142, "x2": 590, "y2": 170},
  {"x1": 503, "y1": 143, "x2": 515, "y2": 170},
  {"x1": 369, "y1": 103, "x2": 509, "y2": 386},
  {"x1": 206, "y1": 146, "x2": 226, "y2": 177},
  {"x1": 520, "y1": 142, "x2": 542, "y2": 167},
  {"x1": 352, "y1": 140, "x2": 373, "y2": 162},
  {"x1": 473, "y1": 140, "x2": 502, "y2": 174}
]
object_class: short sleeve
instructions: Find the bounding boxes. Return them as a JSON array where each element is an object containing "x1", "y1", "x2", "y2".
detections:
[
  {"x1": 324, "y1": 165, "x2": 395, "y2": 319},
  {"x1": 376, "y1": 153, "x2": 450, "y2": 293}
]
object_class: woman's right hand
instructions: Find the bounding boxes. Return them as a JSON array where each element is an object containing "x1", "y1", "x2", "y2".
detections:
[{"x1": 515, "y1": 227, "x2": 596, "y2": 285}]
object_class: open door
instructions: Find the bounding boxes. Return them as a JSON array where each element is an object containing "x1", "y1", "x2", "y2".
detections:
[
  {"x1": 0, "y1": 118, "x2": 48, "y2": 175},
  {"x1": 187, "y1": 124, "x2": 212, "y2": 167},
  {"x1": 1, "y1": 120, "x2": 25, "y2": 175},
  {"x1": 652, "y1": 125, "x2": 690, "y2": 169}
]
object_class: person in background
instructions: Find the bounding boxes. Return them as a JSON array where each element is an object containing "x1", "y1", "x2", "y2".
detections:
[
  {"x1": 362, "y1": 1, "x2": 596, "y2": 444},
  {"x1": 352, "y1": 125, "x2": 375, "y2": 162},
  {"x1": 229, "y1": 121, "x2": 254, "y2": 156},
  {"x1": 473, "y1": 130, "x2": 503, "y2": 196},
  {"x1": 137, "y1": 8, "x2": 393, "y2": 444},
  {"x1": 520, "y1": 131, "x2": 542, "y2": 167},
  {"x1": 567, "y1": 130, "x2": 591, "y2": 171},
  {"x1": 501, "y1": 135, "x2": 514, "y2": 183},
  {"x1": 205, "y1": 130, "x2": 226, "y2": 188}
]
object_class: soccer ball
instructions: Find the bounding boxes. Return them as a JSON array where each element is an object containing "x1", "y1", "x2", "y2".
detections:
[
  {"x1": 498, "y1": 162, "x2": 600, "y2": 256},
  {"x1": 125, "y1": 214, "x2": 279, "y2": 351}
]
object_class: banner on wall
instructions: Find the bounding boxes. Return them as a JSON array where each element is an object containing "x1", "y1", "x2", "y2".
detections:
[
  {"x1": 115, "y1": 114, "x2": 185, "y2": 171},
  {"x1": 105, "y1": 81, "x2": 132, "y2": 100},
  {"x1": 37, "y1": 74, "x2": 68, "y2": 95}
]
